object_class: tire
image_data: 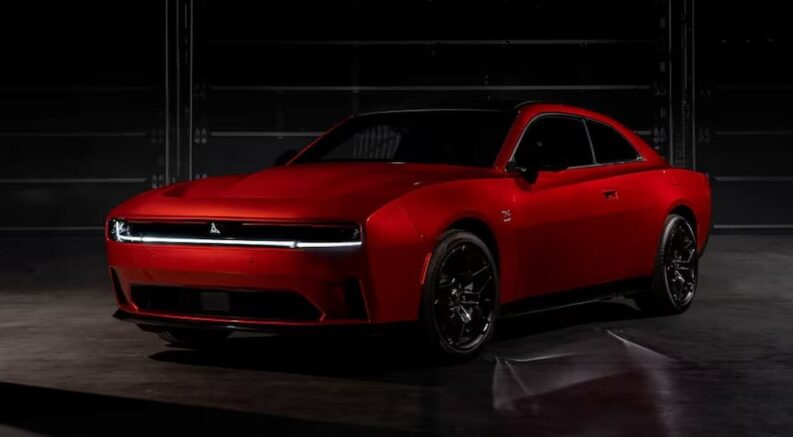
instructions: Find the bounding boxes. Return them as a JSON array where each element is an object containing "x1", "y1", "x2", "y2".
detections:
[
  {"x1": 158, "y1": 329, "x2": 230, "y2": 349},
  {"x1": 420, "y1": 230, "x2": 499, "y2": 361},
  {"x1": 635, "y1": 214, "x2": 699, "y2": 315}
]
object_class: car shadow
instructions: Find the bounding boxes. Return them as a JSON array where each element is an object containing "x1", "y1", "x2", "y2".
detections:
[
  {"x1": 146, "y1": 300, "x2": 679, "y2": 435},
  {"x1": 149, "y1": 299, "x2": 648, "y2": 379}
]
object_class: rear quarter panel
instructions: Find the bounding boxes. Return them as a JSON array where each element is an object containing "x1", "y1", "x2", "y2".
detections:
[
  {"x1": 665, "y1": 168, "x2": 712, "y2": 254},
  {"x1": 618, "y1": 168, "x2": 712, "y2": 276}
]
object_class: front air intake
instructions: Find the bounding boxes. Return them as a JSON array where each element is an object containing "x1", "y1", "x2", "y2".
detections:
[
  {"x1": 342, "y1": 278, "x2": 369, "y2": 320},
  {"x1": 130, "y1": 286, "x2": 322, "y2": 321}
]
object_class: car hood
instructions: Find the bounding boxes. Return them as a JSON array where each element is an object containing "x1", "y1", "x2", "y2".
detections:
[{"x1": 112, "y1": 163, "x2": 496, "y2": 222}]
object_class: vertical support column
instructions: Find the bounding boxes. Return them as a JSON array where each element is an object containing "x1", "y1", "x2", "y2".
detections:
[
  {"x1": 163, "y1": 0, "x2": 171, "y2": 186},
  {"x1": 351, "y1": 45, "x2": 360, "y2": 114},
  {"x1": 652, "y1": 1, "x2": 670, "y2": 159},
  {"x1": 668, "y1": 0, "x2": 696, "y2": 168},
  {"x1": 667, "y1": 0, "x2": 674, "y2": 164},
  {"x1": 187, "y1": 0, "x2": 195, "y2": 181},
  {"x1": 163, "y1": 0, "x2": 194, "y2": 184},
  {"x1": 688, "y1": 0, "x2": 697, "y2": 171}
]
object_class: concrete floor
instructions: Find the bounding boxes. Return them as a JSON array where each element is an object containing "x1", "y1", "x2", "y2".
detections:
[{"x1": 1, "y1": 234, "x2": 792, "y2": 436}]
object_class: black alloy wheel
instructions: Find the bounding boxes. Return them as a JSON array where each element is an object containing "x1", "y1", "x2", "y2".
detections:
[
  {"x1": 421, "y1": 230, "x2": 498, "y2": 360},
  {"x1": 636, "y1": 214, "x2": 699, "y2": 315},
  {"x1": 663, "y1": 218, "x2": 698, "y2": 308}
]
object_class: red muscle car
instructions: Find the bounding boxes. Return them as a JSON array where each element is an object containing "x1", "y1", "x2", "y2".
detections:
[{"x1": 107, "y1": 103, "x2": 711, "y2": 360}]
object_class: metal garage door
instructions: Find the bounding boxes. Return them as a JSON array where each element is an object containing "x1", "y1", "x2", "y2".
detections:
[
  {"x1": 694, "y1": 0, "x2": 793, "y2": 230},
  {"x1": 0, "y1": 3, "x2": 166, "y2": 231},
  {"x1": 4, "y1": 0, "x2": 789, "y2": 231},
  {"x1": 187, "y1": 0, "x2": 673, "y2": 179}
]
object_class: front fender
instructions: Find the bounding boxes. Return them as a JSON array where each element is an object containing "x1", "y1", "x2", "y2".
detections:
[
  {"x1": 391, "y1": 179, "x2": 522, "y2": 306},
  {"x1": 363, "y1": 199, "x2": 428, "y2": 323}
]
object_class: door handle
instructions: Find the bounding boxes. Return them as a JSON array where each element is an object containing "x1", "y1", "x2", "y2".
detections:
[{"x1": 602, "y1": 189, "x2": 619, "y2": 200}]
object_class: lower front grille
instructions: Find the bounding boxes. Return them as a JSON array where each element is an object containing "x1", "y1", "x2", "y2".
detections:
[{"x1": 130, "y1": 286, "x2": 322, "y2": 321}]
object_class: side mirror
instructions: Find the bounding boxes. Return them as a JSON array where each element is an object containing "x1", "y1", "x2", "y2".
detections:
[
  {"x1": 274, "y1": 149, "x2": 298, "y2": 166},
  {"x1": 505, "y1": 161, "x2": 539, "y2": 183}
]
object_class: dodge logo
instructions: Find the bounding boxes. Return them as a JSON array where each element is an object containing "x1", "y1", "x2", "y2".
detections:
[{"x1": 209, "y1": 222, "x2": 222, "y2": 235}]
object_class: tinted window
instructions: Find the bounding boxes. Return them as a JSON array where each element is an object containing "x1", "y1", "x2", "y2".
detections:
[
  {"x1": 514, "y1": 116, "x2": 593, "y2": 170},
  {"x1": 586, "y1": 120, "x2": 639, "y2": 163},
  {"x1": 294, "y1": 111, "x2": 514, "y2": 167}
]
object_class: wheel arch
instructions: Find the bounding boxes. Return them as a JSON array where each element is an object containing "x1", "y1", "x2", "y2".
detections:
[
  {"x1": 668, "y1": 203, "x2": 698, "y2": 234},
  {"x1": 445, "y1": 217, "x2": 500, "y2": 272}
]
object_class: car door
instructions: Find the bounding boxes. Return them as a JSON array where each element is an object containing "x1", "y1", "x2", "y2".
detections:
[
  {"x1": 584, "y1": 118, "x2": 659, "y2": 280},
  {"x1": 510, "y1": 115, "x2": 627, "y2": 299}
]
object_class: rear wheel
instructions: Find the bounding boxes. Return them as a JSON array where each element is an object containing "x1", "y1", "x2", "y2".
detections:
[
  {"x1": 420, "y1": 230, "x2": 498, "y2": 361},
  {"x1": 635, "y1": 214, "x2": 699, "y2": 315},
  {"x1": 157, "y1": 329, "x2": 230, "y2": 349}
]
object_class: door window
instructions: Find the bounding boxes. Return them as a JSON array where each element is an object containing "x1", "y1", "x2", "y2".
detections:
[
  {"x1": 586, "y1": 120, "x2": 640, "y2": 164},
  {"x1": 514, "y1": 116, "x2": 594, "y2": 170}
]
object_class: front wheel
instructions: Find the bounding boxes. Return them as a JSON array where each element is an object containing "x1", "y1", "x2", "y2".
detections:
[
  {"x1": 635, "y1": 214, "x2": 699, "y2": 315},
  {"x1": 420, "y1": 230, "x2": 499, "y2": 361}
]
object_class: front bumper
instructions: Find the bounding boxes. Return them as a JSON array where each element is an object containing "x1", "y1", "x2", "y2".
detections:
[
  {"x1": 107, "y1": 241, "x2": 376, "y2": 326},
  {"x1": 106, "y1": 200, "x2": 431, "y2": 327}
]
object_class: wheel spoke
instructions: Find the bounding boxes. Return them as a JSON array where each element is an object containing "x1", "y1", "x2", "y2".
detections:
[
  {"x1": 471, "y1": 275, "x2": 493, "y2": 295},
  {"x1": 431, "y1": 242, "x2": 496, "y2": 351},
  {"x1": 662, "y1": 220, "x2": 698, "y2": 307},
  {"x1": 472, "y1": 265, "x2": 489, "y2": 277},
  {"x1": 458, "y1": 319, "x2": 467, "y2": 340}
]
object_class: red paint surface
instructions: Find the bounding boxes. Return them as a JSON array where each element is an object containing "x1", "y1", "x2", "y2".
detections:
[{"x1": 106, "y1": 103, "x2": 711, "y2": 326}]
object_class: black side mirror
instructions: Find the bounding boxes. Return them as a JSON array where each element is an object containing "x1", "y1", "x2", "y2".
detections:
[
  {"x1": 506, "y1": 161, "x2": 539, "y2": 183},
  {"x1": 274, "y1": 149, "x2": 298, "y2": 166}
]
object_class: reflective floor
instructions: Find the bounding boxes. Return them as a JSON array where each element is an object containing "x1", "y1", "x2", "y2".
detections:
[{"x1": 1, "y1": 234, "x2": 792, "y2": 436}]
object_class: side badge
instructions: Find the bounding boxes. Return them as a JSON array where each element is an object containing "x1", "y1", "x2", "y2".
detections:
[{"x1": 501, "y1": 209, "x2": 512, "y2": 223}]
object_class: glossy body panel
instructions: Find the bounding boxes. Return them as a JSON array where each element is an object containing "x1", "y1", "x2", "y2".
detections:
[{"x1": 106, "y1": 103, "x2": 711, "y2": 328}]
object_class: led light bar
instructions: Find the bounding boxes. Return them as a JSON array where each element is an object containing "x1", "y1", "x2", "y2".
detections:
[{"x1": 108, "y1": 219, "x2": 362, "y2": 249}]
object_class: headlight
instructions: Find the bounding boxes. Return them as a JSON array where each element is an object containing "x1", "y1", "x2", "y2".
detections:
[
  {"x1": 108, "y1": 219, "x2": 136, "y2": 242},
  {"x1": 106, "y1": 218, "x2": 361, "y2": 248}
]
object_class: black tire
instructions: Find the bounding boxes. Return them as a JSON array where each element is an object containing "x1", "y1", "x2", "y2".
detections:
[
  {"x1": 158, "y1": 329, "x2": 230, "y2": 349},
  {"x1": 420, "y1": 230, "x2": 499, "y2": 361},
  {"x1": 635, "y1": 214, "x2": 699, "y2": 315}
]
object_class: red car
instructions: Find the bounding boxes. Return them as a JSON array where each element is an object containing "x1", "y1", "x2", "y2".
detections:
[{"x1": 107, "y1": 103, "x2": 711, "y2": 360}]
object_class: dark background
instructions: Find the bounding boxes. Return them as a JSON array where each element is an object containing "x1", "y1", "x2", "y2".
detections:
[
  {"x1": 2, "y1": 3, "x2": 793, "y2": 435},
  {"x1": 1, "y1": 0, "x2": 791, "y2": 231}
]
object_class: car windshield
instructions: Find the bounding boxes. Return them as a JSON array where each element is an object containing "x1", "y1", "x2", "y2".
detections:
[{"x1": 293, "y1": 110, "x2": 515, "y2": 167}]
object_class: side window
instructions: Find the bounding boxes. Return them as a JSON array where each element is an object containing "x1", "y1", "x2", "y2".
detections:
[
  {"x1": 586, "y1": 120, "x2": 640, "y2": 163},
  {"x1": 514, "y1": 116, "x2": 593, "y2": 170}
]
